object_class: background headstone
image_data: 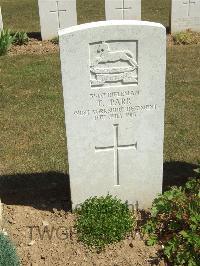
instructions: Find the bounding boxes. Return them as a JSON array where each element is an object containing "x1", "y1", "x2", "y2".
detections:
[
  {"x1": 38, "y1": 0, "x2": 77, "y2": 40},
  {"x1": 105, "y1": 0, "x2": 141, "y2": 20},
  {"x1": 0, "y1": 7, "x2": 3, "y2": 31},
  {"x1": 59, "y1": 21, "x2": 166, "y2": 209},
  {"x1": 171, "y1": 0, "x2": 200, "y2": 33}
]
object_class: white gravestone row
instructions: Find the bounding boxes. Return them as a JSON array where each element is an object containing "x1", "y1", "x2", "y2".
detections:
[
  {"x1": 105, "y1": 0, "x2": 141, "y2": 20},
  {"x1": 38, "y1": 0, "x2": 200, "y2": 41},
  {"x1": 38, "y1": 0, "x2": 77, "y2": 40},
  {"x1": 38, "y1": 0, "x2": 141, "y2": 40},
  {"x1": 59, "y1": 21, "x2": 166, "y2": 209},
  {"x1": 0, "y1": 7, "x2": 3, "y2": 31},
  {"x1": 171, "y1": 0, "x2": 200, "y2": 33}
]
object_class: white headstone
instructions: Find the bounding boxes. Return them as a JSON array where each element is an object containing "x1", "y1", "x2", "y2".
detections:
[
  {"x1": 105, "y1": 0, "x2": 141, "y2": 20},
  {"x1": 59, "y1": 21, "x2": 166, "y2": 209},
  {"x1": 38, "y1": 0, "x2": 77, "y2": 40},
  {"x1": 0, "y1": 7, "x2": 3, "y2": 31},
  {"x1": 171, "y1": 0, "x2": 200, "y2": 33}
]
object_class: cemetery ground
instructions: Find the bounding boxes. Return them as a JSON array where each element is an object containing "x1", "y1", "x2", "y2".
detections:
[{"x1": 0, "y1": 0, "x2": 200, "y2": 265}]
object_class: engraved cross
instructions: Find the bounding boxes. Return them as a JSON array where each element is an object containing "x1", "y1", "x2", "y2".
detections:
[
  {"x1": 183, "y1": 0, "x2": 197, "y2": 16},
  {"x1": 116, "y1": 0, "x2": 132, "y2": 20},
  {"x1": 95, "y1": 124, "x2": 137, "y2": 186},
  {"x1": 50, "y1": 1, "x2": 67, "y2": 29}
]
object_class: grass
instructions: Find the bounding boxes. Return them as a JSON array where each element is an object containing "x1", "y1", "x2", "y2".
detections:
[
  {"x1": 0, "y1": 54, "x2": 67, "y2": 174},
  {"x1": 165, "y1": 45, "x2": 200, "y2": 163},
  {"x1": 1, "y1": 0, "x2": 171, "y2": 32},
  {"x1": 142, "y1": 0, "x2": 171, "y2": 28},
  {"x1": 0, "y1": 0, "x2": 40, "y2": 32}
]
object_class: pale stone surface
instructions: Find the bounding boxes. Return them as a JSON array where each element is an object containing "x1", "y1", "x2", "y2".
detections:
[
  {"x1": 0, "y1": 7, "x2": 3, "y2": 31},
  {"x1": 171, "y1": 0, "x2": 200, "y2": 33},
  {"x1": 105, "y1": 0, "x2": 141, "y2": 20},
  {"x1": 59, "y1": 21, "x2": 166, "y2": 209},
  {"x1": 38, "y1": 0, "x2": 77, "y2": 40}
]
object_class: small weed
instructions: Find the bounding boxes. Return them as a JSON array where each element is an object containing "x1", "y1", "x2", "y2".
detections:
[
  {"x1": 75, "y1": 195, "x2": 135, "y2": 251},
  {"x1": 142, "y1": 178, "x2": 200, "y2": 266},
  {"x1": 0, "y1": 29, "x2": 15, "y2": 56},
  {"x1": 13, "y1": 31, "x2": 29, "y2": 45},
  {"x1": 0, "y1": 232, "x2": 20, "y2": 266},
  {"x1": 51, "y1": 37, "x2": 59, "y2": 45},
  {"x1": 173, "y1": 30, "x2": 200, "y2": 45}
]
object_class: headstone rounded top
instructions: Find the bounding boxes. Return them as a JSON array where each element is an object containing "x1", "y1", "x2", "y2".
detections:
[{"x1": 59, "y1": 20, "x2": 166, "y2": 36}]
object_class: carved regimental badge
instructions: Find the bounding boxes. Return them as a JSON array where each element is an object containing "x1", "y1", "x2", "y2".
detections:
[{"x1": 90, "y1": 40, "x2": 138, "y2": 88}]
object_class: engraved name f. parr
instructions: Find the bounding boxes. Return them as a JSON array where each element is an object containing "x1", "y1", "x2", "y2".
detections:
[{"x1": 95, "y1": 124, "x2": 137, "y2": 186}]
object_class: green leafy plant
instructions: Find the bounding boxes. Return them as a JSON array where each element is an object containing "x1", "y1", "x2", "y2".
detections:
[
  {"x1": 0, "y1": 232, "x2": 20, "y2": 266},
  {"x1": 173, "y1": 30, "x2": 200, "y2": 45},
  {"x1": 13, "y1": 31, "x2": 29, "y2": 45},
  {"x1": 75, "y1": 195, "x2": 135, "y2": 250},
  {"x1": 51, "y1": 37, "x2": 59, "y2": 45},
  {"x1": 0, "y1": 29, "x2": 15, "y2": 56},
  {"x1": 142, "y1": 178, "x2": 200, "y2": 266}
]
